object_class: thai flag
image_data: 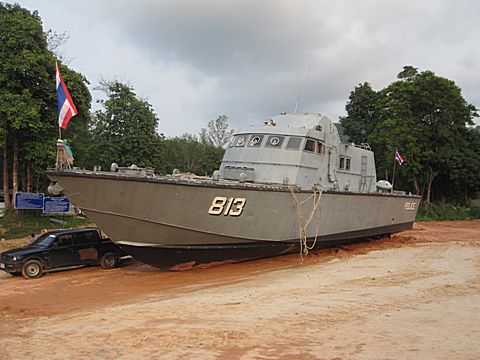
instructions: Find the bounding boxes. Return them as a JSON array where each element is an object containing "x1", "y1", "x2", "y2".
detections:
[
  {"x1": 395, "y1": 149, "x2": 405, "y2": 165},
  {"x1": 56, "y1": 62, "x2": 77, "y2": 129}
]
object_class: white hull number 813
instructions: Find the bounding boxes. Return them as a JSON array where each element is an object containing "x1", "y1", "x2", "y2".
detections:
[{"x1": 208, "y1": 197, "x2": 247, "y2": 216}]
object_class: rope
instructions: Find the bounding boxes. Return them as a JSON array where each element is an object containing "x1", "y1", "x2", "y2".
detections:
[{"x1": 288, "y1": 186, "x2": 322, "y2": 260}]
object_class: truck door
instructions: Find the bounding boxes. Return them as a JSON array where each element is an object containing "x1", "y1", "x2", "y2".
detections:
[
  {"x1": 73, "y1": 231, "x2": 99, "y2": 264},
  {"x1": 49, "y1": 234, "x2": 75, "y2": 267}
]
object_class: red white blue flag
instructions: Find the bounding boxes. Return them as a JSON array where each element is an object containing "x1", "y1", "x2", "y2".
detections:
[
  {"x1": 395, "y1": 149, "x2": 405, "y2": 165},
  {"x1": 56, "y1": 62, "x2": 77, "y2": 129}
]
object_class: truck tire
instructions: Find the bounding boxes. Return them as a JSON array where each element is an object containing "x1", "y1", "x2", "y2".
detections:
[
  {"x1": 100, "y1": 252, "x2": 118, "y2": 269},
  {"x1": 22, "y1": 260, "x2": 44, "y2": 279}
]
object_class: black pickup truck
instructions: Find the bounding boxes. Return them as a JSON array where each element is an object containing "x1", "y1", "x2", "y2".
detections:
[{"x1": 0, "y1": 227, "x2": 128, "y2": 279}]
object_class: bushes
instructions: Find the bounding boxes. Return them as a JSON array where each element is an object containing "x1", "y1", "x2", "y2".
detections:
[
  {"x1": 0, "y1": 210, "x2": 91, "y2": 240},
  {"x1": 416, "y1": 202, "x2": 480, "y2": 221}
]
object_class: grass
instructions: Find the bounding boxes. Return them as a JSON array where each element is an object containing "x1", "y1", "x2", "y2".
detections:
[
  {"x1": 416, "y1": 202, "x2": 480, "y2": 221},
  {"x1": 0, "y1": 209, "x2": 92, "y2": 240}
]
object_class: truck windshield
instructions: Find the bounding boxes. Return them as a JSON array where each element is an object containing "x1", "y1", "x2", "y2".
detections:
[{"x1": 31, "y1": 234, "x2": 57, "y2": 247}]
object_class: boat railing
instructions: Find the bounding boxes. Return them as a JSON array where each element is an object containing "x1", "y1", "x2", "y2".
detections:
[{"x1": 355, "y1": 143, "x2": 371, "y2": 150}]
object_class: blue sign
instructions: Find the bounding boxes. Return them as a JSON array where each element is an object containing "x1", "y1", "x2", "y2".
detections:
[
  {"x1": 43, "y1": 197, "x2": 70, "y2": 213},
  {"x1": 14, "y1": 192, "x2": 44, "y2": 209}
]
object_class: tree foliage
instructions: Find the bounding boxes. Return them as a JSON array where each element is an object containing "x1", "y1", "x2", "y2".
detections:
[
  {"x1": 90, "y1": 81, "x2": 163, "y2": 170},
  {"x1": 0, "y1": 3, "x2": 91, "y2": 207},
  {"x1": 340, "y1": 82, "x2": 381, "y2": 145},
  {"x1": 341, "y1": 66, "x2": 480, "y2": 204},
  {"x1": 90, "y1": 83, "x2": 229, "y2": 175},
  {"x1": 0, "y1": 3, "x2": 233, "y2": 200},
  {"x1": 199, "y1": 114, "x2": 234, "y2": 148},
  {"x1": 46, "y1": 29, "x2": 69, "y2": 62},
  {"x1": 163, "y1": 134, "x2": 224, "y2": 175}
]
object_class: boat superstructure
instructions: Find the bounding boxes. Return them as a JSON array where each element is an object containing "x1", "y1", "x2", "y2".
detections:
[
  {"x1": 221, "y1": 113, "x2": 376, "y2": 192},
  {"x1": 45, "y1": 113, "x2": 420, "y2": 269}
]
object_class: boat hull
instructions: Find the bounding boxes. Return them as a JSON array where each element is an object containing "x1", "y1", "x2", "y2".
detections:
[
  {"x1": 45, "y1": 170, "x2": 420, "y2": 269},
  {"x1": 118, "y1": 222, "x2": 413, "y2": 270}
]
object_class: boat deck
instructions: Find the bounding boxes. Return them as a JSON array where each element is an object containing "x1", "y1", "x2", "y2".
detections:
[{"x1": 45, "y1": 169, "x2": 421, "y2": 198}]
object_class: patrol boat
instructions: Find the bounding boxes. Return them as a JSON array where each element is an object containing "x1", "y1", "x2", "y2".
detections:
[{"x1": 45, "y1": 113, "x2": 420, "y2": 269}]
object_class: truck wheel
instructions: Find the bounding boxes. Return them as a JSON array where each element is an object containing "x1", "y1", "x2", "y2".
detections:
[
  {"x1": 100, "y1": 252, "x2": 117, "y2": 269},
  {"x1": 22, "y1": 260, "x2": 44, "y2": 279}
]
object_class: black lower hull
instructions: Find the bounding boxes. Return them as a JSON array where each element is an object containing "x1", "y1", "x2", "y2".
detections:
[{"x1": 118, "y1": 222, "x2": 414, "y2": 270}]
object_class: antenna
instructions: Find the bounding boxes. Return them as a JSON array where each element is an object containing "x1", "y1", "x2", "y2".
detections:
[{"x1": 294, "y1": 53, "x2": 312, "y2": 113}]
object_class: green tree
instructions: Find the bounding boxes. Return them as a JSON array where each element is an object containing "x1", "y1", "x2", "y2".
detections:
[
  {"x1": 0, "y1": 3, "x2": 92, "y2": 207},
  {"x1": 0, "y1": 3, "x2": 49, "y2": 206},
  {"x1": 163, "y1": 134, "x2": 224, "y2": 175},
  {"x1": 397, "y1": 65, "x2": 418, "y2": 80},
  {"x1": 435, "y1": 128, "x2": 480, "y2": 203},
  {"x1": 341, "y1": 66, "x2": 479, "y2": 204},
  {"x1": 199, "y1": 114, "x2": 234, "y2": 148},
  {"x1": 90, "y1": 81, "x2": 163, "y2": 170},
  {"x1": 339, "y1": 82, "x2": 381, "y2": 145}
]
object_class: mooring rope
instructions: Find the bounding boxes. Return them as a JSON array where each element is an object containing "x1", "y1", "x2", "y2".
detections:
[{"x1": 288, "y1": 185, "x2": 323, "y2": 260}]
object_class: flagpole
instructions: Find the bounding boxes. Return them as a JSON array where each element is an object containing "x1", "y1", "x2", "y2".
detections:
[
  {"x1": 392, "y1": 150, "x2": 397, "y2": 190},
  {"x1": 55, "y1": 60, "x2": 77, "y2": 170}
]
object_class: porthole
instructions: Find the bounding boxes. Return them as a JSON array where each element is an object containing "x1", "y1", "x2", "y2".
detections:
[
  {"x1": 233, "y1": 135, "x2": 247, "y2": 147},
  {"x1": 266, "y1": 135, "x2": 285, "y2": 148},
  {"x1": 247, "y1": 134, "x2": 265, "y2": 147},
  {"x1": 270, "y1": 137, "x2": 280, "y2": 146},
  {"x1": 251, "y1": 136, "x2": 261, "y2": 145}
]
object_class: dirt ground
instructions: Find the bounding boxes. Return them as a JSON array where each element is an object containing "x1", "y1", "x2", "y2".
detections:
[{"x1": 0, "y1": 220, "x2": 479, "y2": 359}]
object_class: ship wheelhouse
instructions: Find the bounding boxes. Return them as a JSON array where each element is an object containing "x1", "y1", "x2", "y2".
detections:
[{"x1": 220, "y1": 113, "x2": 377, "y2": 192}]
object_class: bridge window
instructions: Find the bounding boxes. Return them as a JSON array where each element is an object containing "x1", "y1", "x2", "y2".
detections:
[
  {"x1": 265, "y1": 135, "x2": 285, "y2": 148},
  {"x1": 286, "y1": 137, "x2": 302, "y2": 150},
  {"x1": 247, "y1": 134, "x2": 264, "y2": 147},
  {"x1": 304, "y1": 139, "x2": 316, "y2": 152},
  {"x1": 233, "y1": 135, "x2": 247, "y2": 147}
]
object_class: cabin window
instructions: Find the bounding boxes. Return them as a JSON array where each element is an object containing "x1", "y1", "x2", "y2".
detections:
[
  {"x1": 247, "y1": 134, "x2": 264, "y2": 147},
  {"x1": 233, "y1": 135, "x2": 247, "y2": 147},
  {"x1": 339, "y1": 156, "x2": 351, "y2": 171},
  {"x1": 286, "y1": 137, "x2": 302, "y2": 150},
  {"x1": 304, "y1": 139, "x2": 316, "y2": 152},
  {"x1": 265, "y1": 135, "x2": 285, "y2": 148}
]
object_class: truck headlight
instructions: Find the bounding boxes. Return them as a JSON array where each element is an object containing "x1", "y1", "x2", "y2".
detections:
[{"x1": 12, "y1": 256, "x2": 22, "y2": 261}]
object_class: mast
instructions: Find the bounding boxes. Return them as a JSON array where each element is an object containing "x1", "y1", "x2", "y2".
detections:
[{"x1": 294, "y1": 54, "x2": 312, "y2": 113}]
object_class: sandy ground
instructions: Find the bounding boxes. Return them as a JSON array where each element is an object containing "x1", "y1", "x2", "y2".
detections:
[{"x1": 0, "y1": 220, "x2": 479, "y2": 359}]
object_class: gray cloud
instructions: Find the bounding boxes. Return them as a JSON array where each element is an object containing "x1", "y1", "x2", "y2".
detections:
[
  {"x1": 104, "y1": 0, "x2": 329, "y2": 74},
  {"x1": 15, "y1": 0, "x2": 480, "y2": 134}
]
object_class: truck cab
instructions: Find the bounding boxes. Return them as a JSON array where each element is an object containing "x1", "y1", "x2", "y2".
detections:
[{"x1": 0, "y1": 227, "x2": 128, "y2": 279}]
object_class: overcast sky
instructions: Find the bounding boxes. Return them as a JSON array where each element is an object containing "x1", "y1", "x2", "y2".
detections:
[{"x1": 14, "y1": 0, "x2": 480, "y2": 135}]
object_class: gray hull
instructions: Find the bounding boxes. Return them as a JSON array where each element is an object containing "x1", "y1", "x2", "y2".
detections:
[{"x1": 45, "y1": 170, "x2": 420, "y2": 268}]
